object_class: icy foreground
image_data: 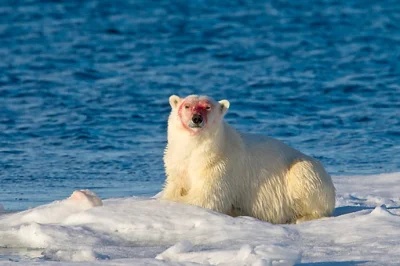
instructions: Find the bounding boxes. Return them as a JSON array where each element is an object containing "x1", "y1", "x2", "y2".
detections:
[{"x1": 1, "y1": 173, "x2": 400, "y2": 266}]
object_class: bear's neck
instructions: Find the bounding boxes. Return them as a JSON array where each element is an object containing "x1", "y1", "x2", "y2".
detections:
[{"x1": 168, "y1": 121, "x2": 239, "y2": 155}]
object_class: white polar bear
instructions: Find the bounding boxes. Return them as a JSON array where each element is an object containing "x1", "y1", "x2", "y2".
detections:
[{"x1": 161, "y1": 95, "x2": 336, "y2": 224}]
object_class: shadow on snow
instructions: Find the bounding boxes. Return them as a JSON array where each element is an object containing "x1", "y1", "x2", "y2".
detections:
[{"x1": 296, "y1": 260, "x2": 369, "y2": 266}]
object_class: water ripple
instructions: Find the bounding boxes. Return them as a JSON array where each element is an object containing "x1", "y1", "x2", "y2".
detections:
[{"x1": 0, "y1": 0, "x2": 399, "y2": 210}]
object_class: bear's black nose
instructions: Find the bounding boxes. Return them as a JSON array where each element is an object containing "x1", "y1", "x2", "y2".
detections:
[{"x1": 192, "y1": 114, "x2": 203, "y2": 125}]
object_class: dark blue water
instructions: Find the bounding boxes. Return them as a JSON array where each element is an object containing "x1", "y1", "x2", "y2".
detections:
[{"x1": 1, "y1": 0, "x2": 399, "y2": 211}]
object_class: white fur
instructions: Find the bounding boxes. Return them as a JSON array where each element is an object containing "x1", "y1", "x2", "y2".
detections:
[{"x1": 162, "y1": 95, "x2": 336, "y2": 224}]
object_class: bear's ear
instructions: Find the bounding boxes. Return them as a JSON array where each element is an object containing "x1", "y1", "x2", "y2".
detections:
[
  {"x1": 218, "y1": 99, "x2": 230, "y2": 115},
  {"x1": 169, "y1": 95, "x2": 181, "y2": 109}
]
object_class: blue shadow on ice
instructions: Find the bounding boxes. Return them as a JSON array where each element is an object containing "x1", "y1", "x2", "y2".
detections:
[
  {"x1": 296, "y1": 260, "x2": 369, "y2": 266},
  {"x1": 333, "y1": 206, "x2": 374, "y2": 216},
  {"x1": 334, "y1": 206, "x2": 400, "y2": 217}
]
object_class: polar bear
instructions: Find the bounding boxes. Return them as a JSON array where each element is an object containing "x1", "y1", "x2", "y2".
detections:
[{"x1": 161, "y1": 94, "x2": 336, "y2": 224}]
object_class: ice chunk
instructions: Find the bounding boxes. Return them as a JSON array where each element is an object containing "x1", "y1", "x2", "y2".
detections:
[
  {"x1": 156, "y1": 240, "x2": 193, "y2": 261},
  {"x1": 68, "y1": 189, "x2": 103, "y2": 208},
  {"x1": 370, "y1": 204, "x2": 395, "y2": 217}
]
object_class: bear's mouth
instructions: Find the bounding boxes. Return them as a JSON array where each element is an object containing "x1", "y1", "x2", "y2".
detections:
[{"x1": 188, "y1": 122, "x2": 204, "y2": 129}]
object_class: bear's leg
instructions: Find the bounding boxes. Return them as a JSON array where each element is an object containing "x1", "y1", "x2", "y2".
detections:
[
  {"x1": 176, "y1": 177, "x2": 232, "y2": 215},
  {"x1": 226, "y1": 204, "x2": 243, "y2": 217},
  {"x1": 295, "y1": 213, "x2": 324, "y2": 223},
  {"x1": 161, "y1": 180, "x2": 187, "y2": 201},
  {"x1": 286, "y1": 159, "x2": 336, "y2": 223}
]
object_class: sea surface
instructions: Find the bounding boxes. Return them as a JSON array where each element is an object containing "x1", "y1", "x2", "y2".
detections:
[{"x1": 0, "y1": 0, "x2": 399, "y2": 211}]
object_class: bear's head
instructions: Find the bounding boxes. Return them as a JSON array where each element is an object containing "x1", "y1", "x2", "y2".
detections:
[{"x1": 168, "y1": 95, "x2": 230, "y2": 135}]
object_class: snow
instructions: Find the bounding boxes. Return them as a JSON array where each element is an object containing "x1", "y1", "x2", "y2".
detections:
[{"x1": 1, "y1": 173, "x2": 400, "y2": 266}]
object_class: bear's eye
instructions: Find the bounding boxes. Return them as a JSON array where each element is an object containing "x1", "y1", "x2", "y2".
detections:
[
  {"x1": 206, "y1": 106, "x2": 211, "y2": 111},
  {"x1": 184, "y1": 105, "x2": 190, "y2": 109}
]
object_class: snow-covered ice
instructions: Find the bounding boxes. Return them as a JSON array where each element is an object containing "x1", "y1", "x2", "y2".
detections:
[{"x1": 0, "y1": 173, "x2": 400, "y2": 266}]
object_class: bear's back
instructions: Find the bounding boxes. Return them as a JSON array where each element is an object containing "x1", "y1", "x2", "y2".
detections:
[{"x1": 240, "y1": 132, "x2": 309, "y2": 170}]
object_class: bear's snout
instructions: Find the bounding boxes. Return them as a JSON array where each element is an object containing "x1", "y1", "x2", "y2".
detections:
[{"x1": 191, "y1": 114, "x2": 203, "y2": 126}]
